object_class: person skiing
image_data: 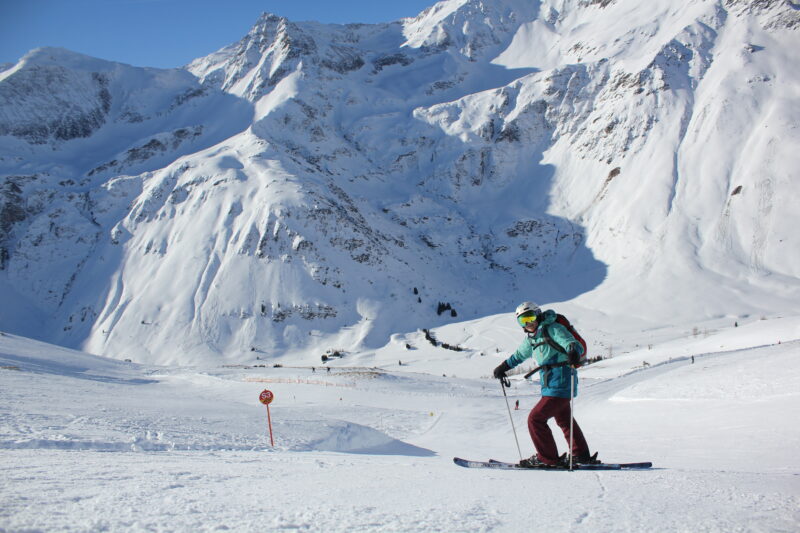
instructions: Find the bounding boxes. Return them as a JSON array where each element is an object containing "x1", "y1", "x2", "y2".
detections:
[{"x1": 493, "y1": 301, "x2": 596, "y2": 467}]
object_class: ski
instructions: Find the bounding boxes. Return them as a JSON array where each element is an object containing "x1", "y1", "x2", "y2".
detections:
[
  {"x1": 453, "y1": 457, "x2": 652, "y2": 470},
  {"x1": 453, "y1": 457, "x2": 522, "y2": 469},
  {"x1": 491, "y1": 458, "x2": 652, "y2": 469}
]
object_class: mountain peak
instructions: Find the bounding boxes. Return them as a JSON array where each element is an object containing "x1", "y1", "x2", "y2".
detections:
[
  {"x1": 402, "y1": 0, "x2": 540, "y2": 59},
  {"x1": 16, "y1": 47, "x2": 119, "y2": 71}
]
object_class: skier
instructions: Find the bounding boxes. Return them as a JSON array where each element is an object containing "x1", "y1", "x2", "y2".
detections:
[{"x1": 493, "y1": 302, "x2": 595, "y2": 467}]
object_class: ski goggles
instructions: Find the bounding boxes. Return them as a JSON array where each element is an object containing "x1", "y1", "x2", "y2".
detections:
[{"x1": 517, "y1": 311, "x2": 539, "y2": 327}]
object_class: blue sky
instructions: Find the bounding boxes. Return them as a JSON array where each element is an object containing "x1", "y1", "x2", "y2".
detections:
[{"x1": 1, "y1": 0, "x2": 437, "y2": 68}]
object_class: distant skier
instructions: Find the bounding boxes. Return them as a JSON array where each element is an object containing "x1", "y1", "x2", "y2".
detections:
[{"x1": 493, "y1": 302, "x2": 595, "y2": 467}]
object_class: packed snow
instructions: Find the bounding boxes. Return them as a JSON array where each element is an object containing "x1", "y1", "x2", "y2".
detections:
[{"x1": 2, "y1": 312, "x2": 798, "y2": 531}]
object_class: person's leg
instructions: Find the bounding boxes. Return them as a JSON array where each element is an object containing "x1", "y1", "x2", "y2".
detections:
[
  {"x1": 551, "y1": 398, "x2": 590, "y2": 457},
  {"x1": 527, "y1": 396, "x2": 561, "y2": 464}
]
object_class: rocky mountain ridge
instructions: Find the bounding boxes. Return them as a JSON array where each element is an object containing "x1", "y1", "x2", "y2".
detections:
[{"x1": 1, "y1": 0, "x2": 798, "y2": 364}]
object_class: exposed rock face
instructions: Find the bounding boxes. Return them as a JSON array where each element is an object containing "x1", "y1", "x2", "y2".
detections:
[{"x1": 0, "y1": 66, "x2": 110, "y2": 144}]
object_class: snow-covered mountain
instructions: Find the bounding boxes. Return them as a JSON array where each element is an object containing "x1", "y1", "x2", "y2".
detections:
[{"x1": 1, "y1": 0, "x2": 798, "y2": 364}]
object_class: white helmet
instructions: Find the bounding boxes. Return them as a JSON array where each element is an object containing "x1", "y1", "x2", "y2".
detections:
[{"x1": 515, "y1": 301, "x2": 540, "y2": 318}]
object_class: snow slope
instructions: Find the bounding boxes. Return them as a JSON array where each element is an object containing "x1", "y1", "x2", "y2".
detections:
[
  {"x1": 1, "y1": 0, "x2": 799, "y2": 365},
  {"x1": 2, "y1": 314, "x2": 798, "y2": 531}
]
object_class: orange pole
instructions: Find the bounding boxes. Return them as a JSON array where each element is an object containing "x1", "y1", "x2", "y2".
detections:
[{"x1": 266, "y1": 405, "x2": 274, "y2": 446}]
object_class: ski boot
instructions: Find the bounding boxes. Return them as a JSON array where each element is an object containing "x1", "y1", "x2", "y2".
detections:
[
  {"x1": 518, "y1": 453, "x2": 567, "y2": 468},
  {"x1": 570, "y1": 451, "x2": 600, "y2": 465}
]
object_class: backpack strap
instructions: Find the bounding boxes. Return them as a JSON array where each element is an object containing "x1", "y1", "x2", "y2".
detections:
[
  {"x1": 523, "y1": 361, "x2": 569, "y2": 380},
  {"x1": 521, "y1": 326, "x2": 572, "y2": 380},
  {"x1": 541, "y1": 325, "x2": 567, "y2": 354}
]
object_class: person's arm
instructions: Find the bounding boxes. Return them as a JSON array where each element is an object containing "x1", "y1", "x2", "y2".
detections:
[{"x1": 493, "y1": 339, "x2": 532, "y2": 378}]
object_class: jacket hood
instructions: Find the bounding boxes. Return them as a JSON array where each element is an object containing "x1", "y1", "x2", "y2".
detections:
[{"x1": 539, "y1": 309, "x2": 557, "y2": 325}]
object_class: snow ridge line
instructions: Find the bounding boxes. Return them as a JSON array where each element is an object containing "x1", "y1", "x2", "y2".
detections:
[
  {"x1": 579, "y1": 338, "x2": 800, "y2": 403},
  {"x1": 614, "y1": 338, "x2": 800, "y2": 379}
]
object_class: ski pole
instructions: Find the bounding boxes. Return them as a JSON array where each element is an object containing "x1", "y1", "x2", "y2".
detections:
[
  {"x1": 569, "y1": 367, "x2": 575, "y2": 471},
  {"x1": 500, "y1": 377, "x2": 524, "y2": 462}
]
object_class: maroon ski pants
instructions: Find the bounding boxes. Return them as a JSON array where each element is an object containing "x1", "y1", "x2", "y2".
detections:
[{"x1": 527, "y1": 395, "x2": 589, "y2": 465}]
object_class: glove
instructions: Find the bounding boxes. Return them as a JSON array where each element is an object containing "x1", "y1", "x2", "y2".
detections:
[
  {"x1": 493, "y1": 360, "x2": 511, "y2": 379},
  {"x1": 567, "y1": 345, "x2": 582, "y2": 367}
]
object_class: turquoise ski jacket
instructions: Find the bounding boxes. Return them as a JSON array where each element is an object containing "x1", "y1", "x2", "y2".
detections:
[{"x1": 504, "y1": 310, "x2": 584, "y2": 398}]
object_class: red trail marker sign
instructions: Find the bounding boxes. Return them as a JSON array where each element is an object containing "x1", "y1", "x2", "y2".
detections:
[{"x1": 259, "y1": 389, "x2": 275, "y2": 446}]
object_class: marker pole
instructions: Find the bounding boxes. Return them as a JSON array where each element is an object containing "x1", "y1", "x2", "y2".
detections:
[
  {"x1": 266, "y1": 404, "x2": 274, "y2": 446},
  {"x1": 259, "y1": 389, "x2": 275, "y2": 446}
]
